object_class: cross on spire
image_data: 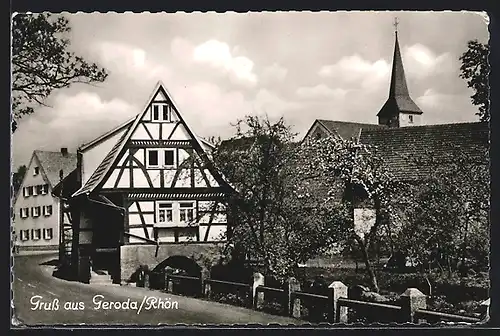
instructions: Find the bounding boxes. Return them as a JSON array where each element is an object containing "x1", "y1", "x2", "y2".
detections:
[{"x1": 393, "y1": 17, "x2": 399, "y2": 33}]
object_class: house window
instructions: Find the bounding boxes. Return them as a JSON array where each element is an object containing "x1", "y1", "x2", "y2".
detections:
[
  {"x1": 20, "y1": 208, "x2": 29, "y2": 218},
  {"x1": 147, "y1": 149, "x2": 160, "y2": 169},
  {"x1": 23, "y1": 187, "x2": 29, "y2": 198},
  {"x1": 20, "y1": 230, "x2": 30, "y2": 241},
  {"x1": 36, "y1": 185, "x2": 43, "y2": 195},
  {"x1": 33, "y1": 167, "x2": 39, "y2": 176},
  {"x1": 179, "y1": 202, "x2": 195, "y2": 223},
  {"x1": 157, "y1": 202, "x2": 174, "y2": 224},
  {"x1": 164, "y1": 149, "x2": 176, "y2": 168},
  {"x1": 43, "y1": 205, "x2": 53, "y2": 217},
  {"x1": 146, "y1": 149, "x2": 177, "y2": 169},
  {"x1": 155, "y1": 201, "x2": 197, "y2": 226},
  {"x1": 32, "y1": 186, "x2": 38, "y2": 196},
  {"x1": 408, "y1": 115, "x2": 414, "y2": 123},
  {"x1": 32, "y1": 206, "x2": 41, "y2": 217},
  {"x1": 151, "y1": 103, "x2": 171, "y2": 122},
  {"x1": 32, "y1": 229, "x2": 41, "y2": 240},
  {"x1": 41, "y1": 184, "x2": 49, "y2": 195},
  {"x1": 43, "y1": 228, "x2": 53, "y2": 240}
]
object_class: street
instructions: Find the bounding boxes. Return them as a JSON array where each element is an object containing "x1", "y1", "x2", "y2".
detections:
[{"x1": 12, "y1": 254, "x2": 300, "y2": 326}]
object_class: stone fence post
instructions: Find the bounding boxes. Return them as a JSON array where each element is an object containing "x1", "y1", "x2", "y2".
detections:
[
  {"x1": 287, "y1": 277, "x2": 301, "y2": 318},
  {"x1": 328, "y1": 281, "x2": 348, "y2": 323},
  {"x1": 401, "y1": 288, "x2": 426, "y2": 323},
  {"x1": 252, "y1": 272, "x2": 265, "y2": 310},
  {"x1": 166, "y1": 274, "x2": 174, "y2": 293},
  {"x1": 204, "y1": 279, "x2": 212, "y2": 299}
]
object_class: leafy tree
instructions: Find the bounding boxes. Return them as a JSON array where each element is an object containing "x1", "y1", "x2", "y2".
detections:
[
  {"x1": 213, "y1": 116, "x2": 349, "y2": 281},
  {"x1": 12, "y1": 165, "x2": 27, "y2": 197},
  {"x1": 11, "y1": 13, "x2": 108, "y2": 132},
  {"x1": 459, "y1": 40, "x2": 490, "y2": 122},
  {"x1": 295, "y1": 136, "x2": 407, "y2": 293},
  {"x1": 396, "y1": 144, "x2": 490, "y2": 276}
]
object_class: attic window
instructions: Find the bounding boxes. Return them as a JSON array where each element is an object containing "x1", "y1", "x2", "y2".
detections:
[
  {"x1": 33, "y1": 167, "x2": 39, "y2": 176},
  {"x1": 408, "y1": 115, "x2": 414, "y2": 123},
  {"x1": 151, "y1": 103, "x2": 171, "y2": 123},
  {"x1": 146, "y1": 149, "x2": 177, "y2": 169}
]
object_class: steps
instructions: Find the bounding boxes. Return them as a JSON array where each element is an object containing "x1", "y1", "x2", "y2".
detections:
[{"x1": 89, "y1": 270, "x2": 115, "y2": 285}]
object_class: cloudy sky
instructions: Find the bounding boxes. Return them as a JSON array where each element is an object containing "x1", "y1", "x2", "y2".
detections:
[{"x1": 12, "y1": 11, "x2": 489, "y2": 167}]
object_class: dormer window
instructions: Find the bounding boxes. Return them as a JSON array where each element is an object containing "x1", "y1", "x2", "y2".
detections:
[
  {"x1": 151, "y1": 103, "x2": 171, "y2": 122},
  {"x1": 408, "y1": 115, "x2": 414, "y2": 123}
]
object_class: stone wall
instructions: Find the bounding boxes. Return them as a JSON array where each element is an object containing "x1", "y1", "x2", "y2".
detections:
[{"x1": 120, "y1": 243, "x2": 220, "y2": 283}]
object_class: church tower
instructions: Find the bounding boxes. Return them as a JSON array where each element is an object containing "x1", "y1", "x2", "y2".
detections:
[{"x1": 377, "y1": 19, "x2": 423, "y2": 128}]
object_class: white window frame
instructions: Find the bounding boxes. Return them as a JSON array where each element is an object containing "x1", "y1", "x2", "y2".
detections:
[
  {"x1": 20, "y1": 230, "x2": 29, "y2": 241},
  {"x1": 43, "y1": 228, "x2": 53, "y2": 240},
  {"x1": 155, "y1": 201, "x2": 196, "y2": 226},
  {"x1": 156, "y1": 202, "x2": 174, "y2": 225},
  {"x1": 32, "y1": 206, "x2": 41, "y2": 218},
  {"x1": 151, "y1": 103, "x2": 171, "y2": 123},
  {"x1": 43, "y1": 205, "x2": 53, "y2": 217},
  {"x1": 32, "y1": 229, "x2": 41, "y2": 240},
  {"x1": 146, "y1": 149, "x2": 177, "y2": 169},
  {"x1": 20, "y1": 208, "x2": 28, "y2": 218},
  {"x1": 179, "y1": 202, "x2": 196, "y2": 224},
  {"x1": 146, "y1": 149, "x2": 161, "y2": 169},
  {"x1": 33, "y1": 167, "x2": 40, "y2": 176},
  {"x1": 163, "y1": 149, "x2": 177, "y2": 169}
]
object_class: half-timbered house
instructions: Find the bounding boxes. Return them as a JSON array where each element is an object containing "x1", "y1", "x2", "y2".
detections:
[{"x1": 57, "y1": 82, "x2": 234, "y2": 284}]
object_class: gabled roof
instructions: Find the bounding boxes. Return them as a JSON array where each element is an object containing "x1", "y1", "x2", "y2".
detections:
[
  {"x1": 378, "y1": 32, "x2": 422, "y2": 117},
  {"x1": 359, "y1": 122, "x2": 489, "y2": 181},
  {"x1": 72, "y1": 81, "x2": 229, "y2": 197},
  {"x1": 34, "y1": 150, "x2": 78, "y2": 188},
  {"x1": 315, "y1": 119, "x2": 386, "y2": 141},
  {"x1": 79, "y1": 117, "x2": 135, "y2": 152}
]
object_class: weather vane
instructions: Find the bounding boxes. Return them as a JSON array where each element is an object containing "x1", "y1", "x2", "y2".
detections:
[{"x1": 393, "y1": 17, "x2": 399, "y2": 33}]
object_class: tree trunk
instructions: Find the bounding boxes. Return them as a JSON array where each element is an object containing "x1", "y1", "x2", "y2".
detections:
[{"x1": 356, "y1": 236, "x2": 379, "y2": 293}]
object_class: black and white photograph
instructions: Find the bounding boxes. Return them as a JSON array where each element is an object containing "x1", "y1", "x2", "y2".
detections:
[{"x1": 11, "y1": 11, "x2": 490, "y2": 326}]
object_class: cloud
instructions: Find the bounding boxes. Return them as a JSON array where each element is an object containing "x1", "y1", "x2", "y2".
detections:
[
  {"x1": 192, "y1": 39, "x2": 258, "y2": 86},
  {"x1": 296, "y1": 84, "x2": 348, "y2": 100},
  {"x1": 261, "y1": 63, "x2": 288, "y2": 83},
  {"x1": 416, "y1": 88, "x2": 479, "y2": 124},
  {"x1": 402, "y1": 44, "x2": 458, "y2": 79},
  {"x1": 92, "y1": 41, "x2": 171, "y2": 80},
  {"x1": 319, "y1": 55, "x2": 390, "y2": 90},
  {"x1": 13, "y1": 91, "x2": 138, "y2": 166},
  {"x1": 253, "y1": 89, "x2": 303, "y2": 117}
]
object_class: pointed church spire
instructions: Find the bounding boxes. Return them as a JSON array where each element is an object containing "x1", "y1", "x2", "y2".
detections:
[{"x1": 377, "y1": 18, "x2": 423, "y2": 127}]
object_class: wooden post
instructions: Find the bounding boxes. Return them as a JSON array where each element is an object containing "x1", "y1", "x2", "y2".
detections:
[
  {"x1": 144, "y1": 273, "x2": 150, "y2": 289},
  {"x1": 401, "y1": 288, "x2": 426, "y2": 323},
  {"x1": 252, "y1": 272, "x2": 265, "y2": 310},
  {"x1": 287, "y1": 277, "x2": 301, "y2": 318},
  {"x1": 328, "y1": 281, "x2": 348, "y2": 323}
]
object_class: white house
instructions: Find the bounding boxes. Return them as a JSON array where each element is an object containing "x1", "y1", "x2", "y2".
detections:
[{"x1": 12, "y1": 148, "x2": 77, "y2": 253}]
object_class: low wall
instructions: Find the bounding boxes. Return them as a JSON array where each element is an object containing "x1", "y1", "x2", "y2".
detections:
[{"x1": 120, "y1": 243, "x2": 219, "y2": 283}]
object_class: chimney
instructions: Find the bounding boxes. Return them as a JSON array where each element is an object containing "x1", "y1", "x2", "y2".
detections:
[{"x1": 61, "y1": 147, "x2": 68, "y2": 156}]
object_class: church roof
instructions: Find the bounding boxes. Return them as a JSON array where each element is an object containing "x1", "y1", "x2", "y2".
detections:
[
  {"x1": 359, "y1": 122, "x2": 489, "y2": 181},
  {"x1": 377, "y1": 32, "x2": 423, "y2": 117},
  {"x1": 316, "y1": 119, "x2": 386, "y2": 140}
]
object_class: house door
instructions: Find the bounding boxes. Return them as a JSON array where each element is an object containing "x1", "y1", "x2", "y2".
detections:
[{"x1": 91, "y1": 203, "x2": 122, "y2": 282}]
